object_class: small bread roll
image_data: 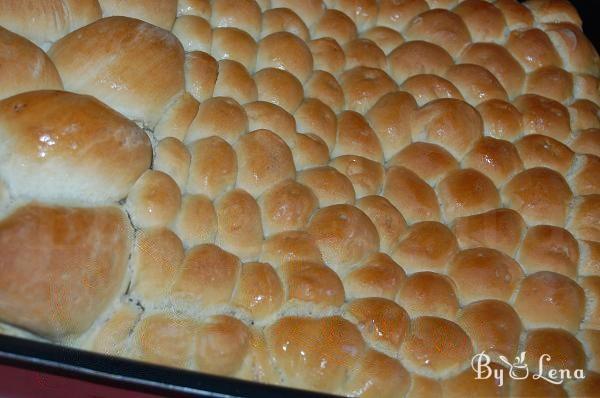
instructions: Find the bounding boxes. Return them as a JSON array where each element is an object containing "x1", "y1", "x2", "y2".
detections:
[
  {"x1": 131, "y1": 228, "x2": 184, "y2": 300},
  {"x1": 187, "y1": 136, "x2": 237, "y2": 199},
  {"x1": 413, "y1": 98, "x2": 483, "y2": 159},
  {"x1": 154, "y1": 92, "x2": 200, "y2": 141},
  {"x1": 525, "y1": 0, "x2": 582, "y2": 26},
  {"x1": 172, "y1": 195, "x2": 217, "y2": 248},
  {"x1": 308, "y1": 38, "x2": 346, "y2": 76},
  {"x1": 233, "y1": 262, "x2": 284, "y2": 319},
  {"x1": 502, "y1": 167, "x2": 572, "y2": 227},
  {"x1": 360, "y1": 26, "x2": 404, "y2": 55},
  {"x1": 400, "y1": 74, "x2": 463, "y2": 106},
  {"x1": 0, "y1": 91, "x2": 151, "y2": 204},
  {"x1": 389, "y1": 142, "x2": 458, "y2": 185},
  {"x1": 271, "y1": 0, "x2": 326, "y2": 27},
  {"x1": 579, "y1": 240, "x2": 600, "y2": 277},
  {"x1": 340, "y1": 66, "x2": 397, "y2": 114},
  {"x1": 515, "y1": 94, "x2": 571, "y2": 143},
  {"x1": 494, "y1": 0, "x2": 534, "y2": 29},
  {"x1": 265, "y1": 316, "x2": 365, "y2": 393},
  {"x1": 545, "y1": 22, "x2": 599, "y2": 75},
  {"x1": 387, "y1": 41, "x2": 453, "y2": 83},
  {"x1": 0, "y1": 0, "x2": 101, "y2": 47},
  {"x1": 404, "y1": 9, "x2": 471, "y2": 55},
  {"x1": 282, "y1": 261, "x2": 345, "y2": 307},
  {"x1": 177, "y1": 0, "x2": 211, "y2": 18},
  {"x1": 0, "y1": 27, "x2": 63, "y2": 101},
  {"x1": 257, "y1": 32, "x2": 314, "y2": 83},
  {"x1": 376, "y1": 0, "x2": 429, "y2": 32},
  {"x1": 460, "y1": 43, "x2": 526, "y2": 98},
  {"x1": 574, "y1": 73, "x2": 600, "y2": 104},
  {"x1": 330, "y1": 155, "x2": 385, "y2": 198},
  {"x1": 569, "y1": 100, "x2": 600, "y2": 131},
  {"x1": 366, "y1": 91, "x2": 417, "y2": 160},
  {"x1": 235, "y1": 129, "x2": 295, "y2": 197},
  {"x1": 195, "y1": 315, "x2": 251, "y2": 376},
  {"x1": 211, "y1": 27, "x2": 257, "y2": 71},
  {"x1": 295, "y1": 98, "x2": 337, "y2": 151},
  {"x1": 98, "y1": 0, "x2": 177, "y2": 30},
  {"x1": 453, "y1": 0, "x2": 506, "y2": 43},
  {"x1": 172, "y1": 244, "x2": 241, "y2": 305},
  {"x1": 215, "y1": 189, "x2": 263, "y2": 261},
  {"x1": 383, "y1": 167, "x2": 441, "y2": 223},
  {"x1": 448, "y1": 248, "x2": 523, "y2": 304},
  {"x1": 572, "y1": 129, "x2": 600, "y2": 159},
  {"x1": 90, "y1": 303, "x2": 141, "y2": 357},
  {"x1": 457, "y1": 300, "x2": 521, "y2": 363},
  {"x1": 569, "y1": 195, "x2": 600, "y2": 242},
  {"x1": 311, "y1": 9, "x2": 358, "y2": 45},
  {"x1": 297, "y1": 167, "x2": 356, "y2": 206},
  {"x1": 49, "y1": 17, "x2": 185, "y2": 127},
  {"x1": 329, "y1": 0, "x2": 378, "y2": 32},
  {"x1": 514, "y1": 271, "x2": 585, "y2": 332},
  {"x1": 304, "y1": 71, "x2": 346, "y2": 113},
  {"x1": 396, "y1": 272, "x2": 460, "y2": 320},
  {"x1": 307, "y1": 204, "x2": 379, "y2": 270},
  {"x1": 391, "y1": 221, "x2": 458, "y2": 273},
  {"x1": 344, "y1": 297, "x2": 409, "y2": 351},
  {"x1": 444, "y1": 63, "x2": 508, "y2": 105},
  {"x1": 333, "y1": 111, "x2": 383, "y2": 162},
  {"x1": 184, "y1": 51, "x2": 218, "y2": 102},
  {"x1": 292, "y1": 133, "x2": 330, "y2": 170},
  {"x1": 525, "y1": 66, "x2": 573, "y2": 103},
  {"x1": 344, "y1": 39, "x2": 387, "y2": 70},
  {"x1": 452, "y1": 208, "x2": 526, "y2": 256},
  {"x1": 515, "y1": 134, "x2": 574, "y2": 175},
  {"x1": 244, "y1": 101, "x2": 296, "y2": 147},
  {"x1": 259, "y1": 231, "x2": 323, "y2": 267},
  {"x1": 519, "y1": 225, "x2": 579, "y2": 278},
  {"x1": 254, "y1": 68, "x2": 304, "y2": 113},
  {"x1": 523, "y1": 328, "x2": 586, "y2": 375},
  {"x1": 400, "y1": 316, "x2": 473, "y2": 378},
  {"x1": 436, "y1": 169, "x2": 501, "y2": 222},
  {"x1": 211, "y1": 0, "x2": 262, "y2": 39},
  {"x1": 136, "y1": 314, "x2": 197, "y2": 368},
  {"x1": 344, "y1": 350, "x2": 411, "y2": 398},
  {"x1": 475, "y1": 99, "x2": 523, "y2": 141},
  {"x1": 571, "y1": 154, "x2": 600, "y2": 196},
  {"x1": 462, "y1": 137, "x2": 523, "y2": 186},
  {"x1": 505, "y1": 28, "x2": 562, "y2": 72},
  {"x1": 258, "y1": 179, "x2": 318, "y2": 236},
  {"x1": 154, "y1": 138, "x2": 191, "y2": 190},
  {"x1": 582, "y1": 276, "x2": 600, "y2": 329},
  {"x1": 344, "y1": 252, "x2": 406, "y2": 300},
  {"x1": 261, "y1": 8, "x2": 310, "y2": 42},
  {"x1": 213, "y1": 60, "x2": 258, "y2": 105},
  {"x1": 0, "y1": 204, "x2": 131, "y2": 338},
  {"x1": 355, "y1": 196, "x2": 407, "y2": 252},
  {"x1": 126, "y1": 170, "x2": 182, "y2": 229},
  {"x1": 187, "y1": 96, "x2": 248, "y2": 144}
]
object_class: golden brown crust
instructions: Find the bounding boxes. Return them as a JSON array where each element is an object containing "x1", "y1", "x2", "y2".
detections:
[
  {"x1": 0, "y1": 27, "x2": 63, "y2": 101},
  {"x1": 0, "y1": 90, "x2": 151, "y2": 204},
  {"x1": 49, "y1": 17, "x2": 184, "y2": 127},
  {"x1": 383, "y1": 166, "x2": 441, "y2": 223},
  {"x1": 396, "y1": 272, "x2": 460, "y2": 320},
  {"x1": 404, "y1": 9, "x2": 471, "y2": 55},
  {"x1": 0, "y1": 204, "x2": 131, "y2": 338}
]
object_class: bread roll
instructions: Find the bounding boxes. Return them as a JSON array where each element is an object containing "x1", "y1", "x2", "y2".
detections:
[
  {"x1": 1, "y1": 1, "x2": 598, "y2": 395},
  {"x1": 0, "y1": 91, "x2": 151, "y2": 204},
  {"x1": 49, "y1": 17, "x2": 185, "y2": 127}
]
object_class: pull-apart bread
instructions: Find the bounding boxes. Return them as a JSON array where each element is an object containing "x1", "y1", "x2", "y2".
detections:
[{"x1": 0, "y1": 0, "x2": 599, "y2": 396}]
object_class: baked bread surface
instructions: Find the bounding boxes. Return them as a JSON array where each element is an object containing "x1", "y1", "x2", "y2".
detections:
[{"x1": 0, "y1": 0, "x2": 599, "y2": 396}]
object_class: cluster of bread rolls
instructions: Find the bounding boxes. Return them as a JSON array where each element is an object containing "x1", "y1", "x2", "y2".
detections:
[{"x1": 0, "y1": 0, "x2": 599, "y2": 396}]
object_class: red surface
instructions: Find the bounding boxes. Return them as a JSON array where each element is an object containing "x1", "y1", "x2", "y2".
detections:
[{"x1": 0, "y1": 363, "x2": 165, "y2": 398}]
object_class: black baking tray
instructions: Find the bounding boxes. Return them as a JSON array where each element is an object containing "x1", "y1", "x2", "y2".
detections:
[{"x1": 0, "y1": 333, "x2": 337, "y2": 398}]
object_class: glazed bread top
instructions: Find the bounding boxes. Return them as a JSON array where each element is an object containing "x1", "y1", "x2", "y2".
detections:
[{"x1": 0, "y1": 0, "x2": 599, "y2": 397}]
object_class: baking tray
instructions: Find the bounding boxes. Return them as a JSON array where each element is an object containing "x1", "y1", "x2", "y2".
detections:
[
  {"x1": 0, "y1": 333, "x2": 335, "y2": 398},
  {"x1": 0, "y1": 1, "x2": 597, "y2": 398}
]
